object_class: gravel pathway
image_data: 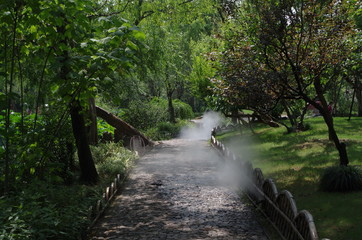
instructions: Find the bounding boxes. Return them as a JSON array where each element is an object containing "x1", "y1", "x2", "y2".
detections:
[{"x1": 90, "y1": 138, "x2": 268, "y2": 240}]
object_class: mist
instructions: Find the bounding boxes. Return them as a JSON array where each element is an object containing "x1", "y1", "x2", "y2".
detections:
[
  {"x1": 176, "y1": 111, "x2": 255, "y2": 193},
  {"x1": 178, "y1": 111, "x2": 224, "y2": 140}
]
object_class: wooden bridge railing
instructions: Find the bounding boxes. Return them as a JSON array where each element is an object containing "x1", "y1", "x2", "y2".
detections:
[{"x1": 211, "y1": 127, "x2": 325, "y2": 240}]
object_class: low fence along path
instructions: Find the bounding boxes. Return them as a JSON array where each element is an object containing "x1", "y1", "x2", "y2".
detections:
[{"x1": 90, "y1": 138, "x2": 268, "y2": 240}]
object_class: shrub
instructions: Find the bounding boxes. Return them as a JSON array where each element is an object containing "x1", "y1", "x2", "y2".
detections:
[
  {"x1": 145, "y1": 120, "x2": 191, "y2": 141},
  {"x1": 0, "y1": 143, "x2": 138, "y2": 240},
  {"x1": 123, "y1": 97, "x2": 194, "y2": 130},
  {"x1": 123, "y1": 99, "x2": 168, "y2": 130},
  {"x1": 0, "y1": 182, "x2": 100, "y2": 240},
  {"x1": 145, "y1": 122, "x2": 179, "y2": 141},
  {"x1": 157, "y1": 122, "x2": 180, "y2": 138},
  {"x1": 320, "y1": 165, "x2": 362, "y2": 192},
  {"x1": 91, "y1": 142, "x2": 137, "y2": 184},
  {"x1": 173, "y1": 99, "x2": 194, "y2": 120}
]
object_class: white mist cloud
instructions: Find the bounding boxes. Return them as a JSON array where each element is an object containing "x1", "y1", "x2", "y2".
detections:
[
  {"x1": 176, "y1": 111, "x2": 256, "y2": 194},
  {"x1": 179, "y1": 111, "x2": 224, "y2": 140}
]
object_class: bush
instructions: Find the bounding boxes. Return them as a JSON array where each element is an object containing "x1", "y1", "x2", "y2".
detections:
[
  {"x1": 145, "y1": 120, "x2": 191, "y2": 141},
  {"x1": 145, "y1": 122, "x2": 180, "y2": 141},
  {"x1": 0, "y1": 182, "x2": 100, "y2": 240},
  {"x1": 156, "y1": 122, "x2": 180, "y2": 138},
  {"x1": 90, "y1": 142, "x2": 137, "y2": 184},
  {"x1": 173, "y1": 99, "x2": 194, "y2": 120},
  {"x1": 0, "y1": 143, "x2": 137, "y2": 240},
  {"x1": 123, "y1": 97, "x2": 194, "y2": 130},
  {"x1": 320, "y1": 165, "x2": 362, "y2": 192}
]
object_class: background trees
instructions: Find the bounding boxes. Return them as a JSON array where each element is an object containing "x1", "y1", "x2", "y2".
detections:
[
  {"x1": 1, "y1": 0, "x2": 361, "y2": 237},
  {"x1": 0, "y1": 0, "x2": 223, "y2": 193},
  {"x1": 0, "y1": 0, "x2": 146, "y2": 189},
  {"x1": 212, "y1": 0, "x2": 358, "y2": 165}
]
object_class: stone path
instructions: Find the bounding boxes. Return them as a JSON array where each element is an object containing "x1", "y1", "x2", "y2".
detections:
[{"x1": 90, "y1": 138, "x2": 268, "y2": 240}]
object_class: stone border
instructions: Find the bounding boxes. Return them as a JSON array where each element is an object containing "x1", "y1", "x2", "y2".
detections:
[{"x1": 211, "y1": 127, "x2": 328, "y2": 240}]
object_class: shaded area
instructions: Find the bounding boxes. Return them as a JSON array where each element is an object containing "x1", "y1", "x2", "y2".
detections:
[{"x1": 90, "y1": 139, "x2": 267, "y2": 239}]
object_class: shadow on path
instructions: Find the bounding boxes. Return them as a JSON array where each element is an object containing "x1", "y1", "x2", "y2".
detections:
[{"x1": 89, "y1": 139, "x2": 268, "y2": 240}]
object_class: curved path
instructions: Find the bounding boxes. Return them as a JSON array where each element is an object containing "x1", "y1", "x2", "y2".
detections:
[{"x1": 90, "y1": 138, "x2": 268, "y2": 240}]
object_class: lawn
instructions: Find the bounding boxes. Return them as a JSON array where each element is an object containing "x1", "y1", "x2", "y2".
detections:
[{"x1": 217, "y1": 117, "x2": 362, "y2": 240}]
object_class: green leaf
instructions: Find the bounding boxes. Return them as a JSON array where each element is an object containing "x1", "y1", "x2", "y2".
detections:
[
  {"x1": 29, "y1": 25, "x2": 37, "y2": 33},
  {"x1": 126, "y1": 40, "x2": 138, "y2": 50},
  {"x1": 132, "y1": 31, "x2": 146, "y2": 40}
]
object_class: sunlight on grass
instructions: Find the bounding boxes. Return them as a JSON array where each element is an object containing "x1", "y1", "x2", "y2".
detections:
[{"x1": 217, "y1": 117, "x2": 362, "y2": 240}]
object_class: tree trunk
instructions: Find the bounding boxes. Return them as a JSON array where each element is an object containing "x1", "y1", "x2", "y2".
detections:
[
  {"x1": 167, "y1": 92, "x2": 176, "y2": 123},
  {"x1": 231, "y1": 109, "x2": 238, "y2": 124},
  {"x1": 297, "y1": 102, "x2": 309, "y2": 131},
  {"x1": 321, "y1": 110, "x2": 349, "y2": 166},
  {"x1": 87, "y1": 98, "x2": 98, "y2": 145},
  {"x1": 70, "y1": 101, "x2": 99, "y2": 184},
  {"x1": 355, "y1": 89, "x2": 362, "y2": 117},
  {"x1": 309, "y1": 82, "x2": 349, "y2": 166},
  {"x1": 56, "y1": 12, "x2": 98, "y2": 184},
  {"x1": 95, "y1": 106, "x2": 152, "y2": 146},
  {"x1": 282, "y1": 100, "x2": 296, "y2": 127}
]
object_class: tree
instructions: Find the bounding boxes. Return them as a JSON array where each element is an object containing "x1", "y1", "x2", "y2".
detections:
[
  {"x1": 223, "y1": 0, "x2": 357, "y2": 165},
  {"x1": 210, "y1": 23, "x2": 287, "y2": 125},
  {"x1": 52, "y1": 0, "x2": 146, "y2": 183},
  {"x1": 123, "y1": 0, "x2": 220, "y2": 121},
  {"x1": 0, "y1": 0, "x2": 146, "y2": 187}
]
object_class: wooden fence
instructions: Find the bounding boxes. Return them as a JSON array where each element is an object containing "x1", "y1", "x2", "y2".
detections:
[
  {"x1": 211, "y1": 127, "x2": 327, "y2": 240},
  {"x1": 87, "y1": 136, "x2": 148, "y2": 233},
  {"x1": 87, "y1": 173, "x2": 126, "y2": 230}
]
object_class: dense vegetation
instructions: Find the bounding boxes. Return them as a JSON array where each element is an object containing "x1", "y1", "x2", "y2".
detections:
[{"x1": 1, "y1": 0, "x2": 361, "y2": 239}]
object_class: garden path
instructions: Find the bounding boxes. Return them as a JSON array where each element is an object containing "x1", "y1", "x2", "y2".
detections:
[{"x1": 90, "y1": 137, "x2": 268, "y2": 240}]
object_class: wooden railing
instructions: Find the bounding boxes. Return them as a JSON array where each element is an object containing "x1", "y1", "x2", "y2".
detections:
[
  {"x1": 87, "y1": 173, "x2": 127, "y2": 229},
  {"x1": 87, "y1": 136, "x2": 147, "y2": 232},
  {"x1": 211, "y1": 127, "x2": 326, "y2": 240}
]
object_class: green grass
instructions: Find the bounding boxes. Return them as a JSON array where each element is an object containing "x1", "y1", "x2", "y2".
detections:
[{"x1": 217, "y1": 117, "x2": 362, "y2": 240}]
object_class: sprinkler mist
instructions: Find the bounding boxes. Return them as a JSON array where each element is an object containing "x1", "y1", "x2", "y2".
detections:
[
  {"x1": 177, "y1": 111, "x2": 255, "y2": 193},
  {"x1": 179, "y1": 111, "x2": 223, "y2": 140}
]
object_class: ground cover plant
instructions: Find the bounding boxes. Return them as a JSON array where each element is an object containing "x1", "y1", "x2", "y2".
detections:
[
  {"x1": 0, "y1": 143, "x2": 137, "y2": 240},
  {"x1": 217, "y1": 117, "x2": 362, "y2": 240}
]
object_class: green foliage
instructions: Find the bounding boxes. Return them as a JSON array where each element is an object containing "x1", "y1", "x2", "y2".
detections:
[
  {"x1": 124, "y1": 97, "x2": 194, "y2": 130},
  {"x1": 0, "y1": 182, "x2": 100, "y2": 240},
  {"x1": 145, "y1": 120, "x2": 189, "y2": 140},
  {"x1": 188, "y1": 53, "x2": 215, "y2": 100},
  {"x1": 320, "y1": 165, "x2": 362, "y2": 192},
  {"x1": 173, "y1": 99, "x2": 194, "y2": 120},
  {"x1": 97, "y1": 119, "x2": 115, "y2": 136},
  {"x1": 218, "y1": 117, "x2": 362, "y2": 239},
  {"x1": 124, "y1": 99, "x2": 167, "y2": 130},
  {"x1": 0, "y1": 142, "x2": 136, "y2": 240},
  {"x1": 0, "y1": 111, "x2": 76, "y2": 187},
  {"x1": 91, "y1": 142, "x2": 136, "y2": 183}
]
